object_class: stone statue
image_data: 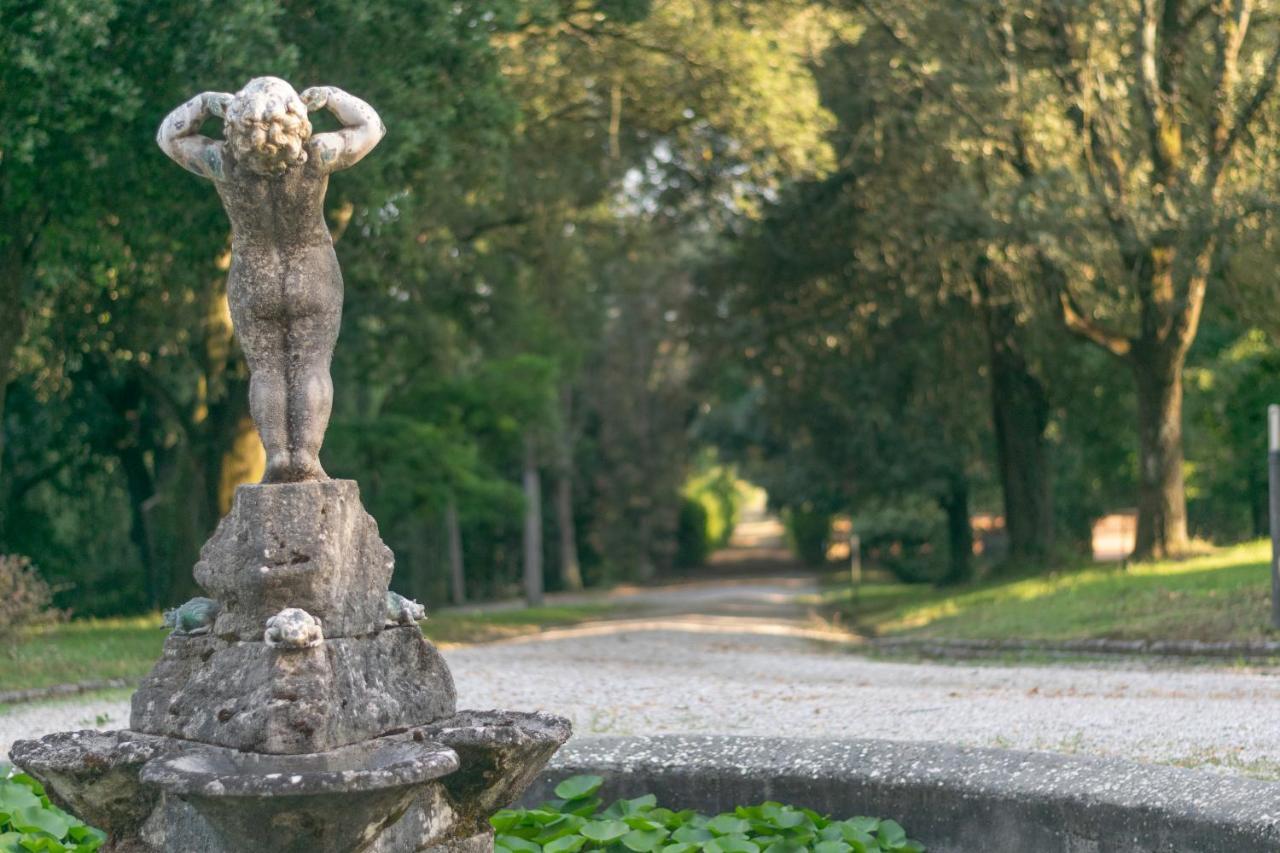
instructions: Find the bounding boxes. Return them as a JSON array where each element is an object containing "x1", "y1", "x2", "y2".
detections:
[{"x1": 156, "y1": 77, "x2": 385, "y2": 483}]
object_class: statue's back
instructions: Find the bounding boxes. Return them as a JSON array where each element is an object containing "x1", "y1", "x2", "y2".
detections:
[{"x1": 215, "y1": 157, "x2": 332, "y2": 252}]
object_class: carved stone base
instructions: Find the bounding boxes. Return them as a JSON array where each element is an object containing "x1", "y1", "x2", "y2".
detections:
[
  {"x1": 130, "y1": 626, "x2": 456, "y2": 754},
  {"x1": 195, "y1": 480, "x2": 394, "y2": 640}
]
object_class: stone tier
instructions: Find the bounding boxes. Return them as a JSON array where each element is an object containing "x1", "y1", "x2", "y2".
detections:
[
  {"x1": 9, "y1": 711, "x2": 571, "y2": 853},
  {"x1": 130, "y1": 626, "x2": 456, "y2": 754},
  {"x1": 195, "y1": 479, "x2": 393, "y2": 641}
]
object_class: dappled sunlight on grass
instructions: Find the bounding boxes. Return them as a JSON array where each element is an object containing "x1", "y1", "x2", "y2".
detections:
[{"x1": 832, "y1": 540, "x2": 1276, "y2": 643}]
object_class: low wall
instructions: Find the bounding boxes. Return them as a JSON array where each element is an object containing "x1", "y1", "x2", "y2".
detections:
[{"x1": 523, "y1": 736, "x2": 1280, "y2": 853}]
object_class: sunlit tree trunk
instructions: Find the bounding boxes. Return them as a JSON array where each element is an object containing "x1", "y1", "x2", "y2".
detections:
[
  {"x1": 555, "y1": 386, "x2": 583, "y2": 590},
  {"x1": 218, "y1": 413, "x2": 265, "y2": 515},
  {"x1": 1131, "y1": 342, "x2": 1189, "y2": 559},
  {"x1": 522, "y1": 433, "x2": 544, "y2": 606},
  {"x1": 445, "y1": 497, "x2": 466, "y2": 605}
]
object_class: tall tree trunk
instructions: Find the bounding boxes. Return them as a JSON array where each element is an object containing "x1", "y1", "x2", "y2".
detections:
[
  {"x1": 1131, "y1": 345, "x2": 1190, "y2": 558},
  {"x1": 522, "y1": 434, "x2": 544, "y2": 606},
  {"x1": 939, "y1": 473, "x2": 973, "y2": 585},
  {"x1": 0, "y1": 237, "x2": 29, "y2": 531},
  {"x1": 975, "y1": 260, "x2": 1054, "y2": 564},
  {"x1": 555, "y1": 386, "x2": 583, "y2": 590},
  {"x1": 118, "y1": 445, "x2": 160, "y2": 609},
  {"x1": 985, "y1": 322, "x2": 1054, "y2": 563},
  {"x1": 555, "y1": 473, "x2": 582, "y2": 590},
  {"x1": 445, "y1": 497, "x2": 466, "y2": 605}
]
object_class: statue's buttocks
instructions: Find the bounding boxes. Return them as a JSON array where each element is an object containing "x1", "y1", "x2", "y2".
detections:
[{"x1": 157, "y1": 77, "x2": 384, "y2": 483}]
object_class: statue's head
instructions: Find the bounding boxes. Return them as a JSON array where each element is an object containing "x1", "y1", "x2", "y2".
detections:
[{"x1": 225, "y1": 77, "x2": 312, "y2": 176}]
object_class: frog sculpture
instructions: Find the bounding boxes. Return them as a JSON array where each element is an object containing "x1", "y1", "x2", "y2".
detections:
[
  {"x1": 161, "y1": 597, "x2": 221, "y2": 636},
  {"x1": 385, "y1": 591, "x2": 426, "y2": 627}
]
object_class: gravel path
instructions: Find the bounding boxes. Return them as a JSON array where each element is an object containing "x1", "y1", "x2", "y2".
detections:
[
  {"x1": 6, "y1": 551, "x2": 1280, "y2": 778},
  {"x1": 7, "y1": 626, "x2": 1280, "y2": 778}
]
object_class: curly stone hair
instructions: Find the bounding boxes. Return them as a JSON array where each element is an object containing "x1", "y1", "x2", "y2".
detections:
[{"x1": 225, "y1": 77, "x2": 312, "y2": 176}]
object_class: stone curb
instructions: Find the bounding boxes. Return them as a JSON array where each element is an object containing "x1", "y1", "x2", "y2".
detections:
[
  {"x1": 0, "y1": 679, "x2": 132, "y2": 706},
  {"x1": 867, "y1": 636, "x2": 1280, "y2": 660},
  {"x1": 527, "y1": 735, "x2": 1280, "y2": 853}
]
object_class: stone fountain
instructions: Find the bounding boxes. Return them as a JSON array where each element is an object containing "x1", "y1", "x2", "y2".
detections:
[{"x1": 8, "y1": 77, "x2": 569, "y2": 852}]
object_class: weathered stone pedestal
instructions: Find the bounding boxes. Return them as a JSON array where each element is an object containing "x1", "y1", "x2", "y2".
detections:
[{"x1": 9, "y1": 481, "x2": 570, "y2": 852}]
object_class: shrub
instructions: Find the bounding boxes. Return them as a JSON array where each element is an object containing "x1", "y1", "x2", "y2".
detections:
[
  {"x1": 784, "y1": 507, "x2": 831, "y2": 566},
  {"x1": 0, "y1": 555, "x2": 59, "y2": 642},
  {"x1": 494, "y1": 774, "x2": 926, "y2": 853},
  {"x1": 0, "y1": 767, "x2": 105, "y2": 852},
  {"x1": 675, "y1": 498, "x2": 712, "y2": 570},
  {"x1": 851, "y1": 499, "x2": 946, "y2": 585}
]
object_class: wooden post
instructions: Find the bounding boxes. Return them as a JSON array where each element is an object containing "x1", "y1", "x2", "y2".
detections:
[
  {"x1": 1269, "y1": 406, "x2": 1280, "y2": 630},
  {"x1": 849, "y1": 533, "x2": 862, "y2": 605}
]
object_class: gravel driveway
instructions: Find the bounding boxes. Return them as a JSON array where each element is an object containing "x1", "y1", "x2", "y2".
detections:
[{"x1": 6, "y1": 623, "x2": 1280, "y2": 778}]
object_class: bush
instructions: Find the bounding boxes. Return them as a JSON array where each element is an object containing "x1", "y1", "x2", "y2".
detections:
[
  {"x1": 852, "y1": 499, "x2": 947, "y2": 585},
  {"x1": 683, "y1": 460, "x2": 749, "y2": 550},
  {"x1": 0, "y1": 555, "x2": 59, "y2": 642},
  {"x1": 494, "y1": 774, "x2": 926, "y2": 853},
  {"x1": 676, "y1": 498, "x2": 712, "y2": 569},
  {"x1": 0, "y1": 767, "x2": 105, "y2": 851},
  {"x1": 784, "y1": 507, "x2": 831, "y2": 566}
]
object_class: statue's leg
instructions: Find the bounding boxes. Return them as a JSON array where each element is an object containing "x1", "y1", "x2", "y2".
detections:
[
  {"x1": 285, "y1": 303, "x2": 341, "y2": 481},
  {"x1": 228, "y1": 266, "x2": 292, "y2": 482},
  {"x1": 251, "y1": 365, "x2": 292, "y2": 481}
]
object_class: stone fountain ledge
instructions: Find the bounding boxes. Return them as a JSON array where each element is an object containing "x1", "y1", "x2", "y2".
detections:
[{"x1": 527, "y1": 735, "x2": 1280, "y2": 853}]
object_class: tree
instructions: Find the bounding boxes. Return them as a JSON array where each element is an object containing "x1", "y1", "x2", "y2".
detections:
[{"x1": 844, "y1": 0, "x2": 1280, "y2": 557}]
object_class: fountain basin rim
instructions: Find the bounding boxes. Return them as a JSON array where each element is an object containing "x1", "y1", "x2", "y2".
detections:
[{"x1": 140, "y1": 737, "x2": 459, "y2": 798}]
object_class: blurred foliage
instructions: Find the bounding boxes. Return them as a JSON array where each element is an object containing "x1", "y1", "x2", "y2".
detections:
[
  {"x1": 0, "y1": 555, "x2": 60, "y2": 642},
  {"x1": 5, "y1": 0, "x2": 1280, "y2": 617},
  {"x1": 0, "y1": 0, "x2": 834, "y2": 613}
]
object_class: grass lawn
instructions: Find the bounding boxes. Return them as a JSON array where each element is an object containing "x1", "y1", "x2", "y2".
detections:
[
  {"x1": 0, "y1": 602, "x2": 616, "y2": 695},
  {"x1": 821, "y1": 540, "x2": 1279, "y2": 643}
]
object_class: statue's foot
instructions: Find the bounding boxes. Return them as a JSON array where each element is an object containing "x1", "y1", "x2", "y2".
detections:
[
  {"x1": 263, "y1": 451, "x2": 328, "y2": 483},
  {"x1": 263, "y1": 451, "x2": 295, "y2": 483}
]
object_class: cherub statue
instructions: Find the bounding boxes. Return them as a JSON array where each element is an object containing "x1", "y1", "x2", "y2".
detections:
[{"x1": 157, "y1": 78, "x2": 385, "y2": 482}]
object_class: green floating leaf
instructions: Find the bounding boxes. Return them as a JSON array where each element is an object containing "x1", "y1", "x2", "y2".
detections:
[
  {"x1": 621, "y1": 828, "x2": 670, "y2": 852},
  {"x1": 563, "y1": 798, "x2": 603, "y2": 818},
  {"x1": 706, "y1": 837, "x2": 760, "y2": 853},
  {"x1": 660, "y1": 844, "x2": 699, "y2": 853},
  {"x1": 543, "y1": 835, "x2": 586, "y2": 853},
  {"x1": 492, "y1": 811, "x2": 523, "y2": 832},
  {"x1": 705, "y1": 815, "x2": 751, "y2": 836},
  {"x1": 877, "y1": 820, "x2": 907, "y2": 848},
  {"x1": 761, "y1": 841, "x2": 808, "y2": 853},
  {"x1": 580, "y1": 820, "x2": 629, "y2": 843},
  {"x1": 671, "y1": 825, "x2": 713, "y2": 844},
  {"x1": 814, "y1": 841, "x2": 852, "y2": 853},
  {"x1": 499, "y1": 836, "x2": 542, "y2": 853},
  {"x1": 10, "y1": 805, "x2": 71, "y2": 840},
  {"x1": 621, "y1": 795, "x2": 657, "y2": 815},
  {"x1": 554, "y1": 776, "x2": 604, "y2": 801}
]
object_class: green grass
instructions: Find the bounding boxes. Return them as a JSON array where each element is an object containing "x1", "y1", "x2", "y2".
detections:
[
  {"x1": 822, "y1": 540, "x2": 1280, "y2": 643},
  {"x1": 0, "y1": 616, "x2": 168, "y2": 693},
  {"x1": 0, "y1": 602, "x2": 617, "y2": 695}
]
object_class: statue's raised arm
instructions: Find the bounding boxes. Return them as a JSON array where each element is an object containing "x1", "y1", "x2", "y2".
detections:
[
  {"x1": 156, "y1": 91, "x2": 232, "y2": 180},
  {"x1": 301, "y1": 86, "x2": 386, "y2": 173}
]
